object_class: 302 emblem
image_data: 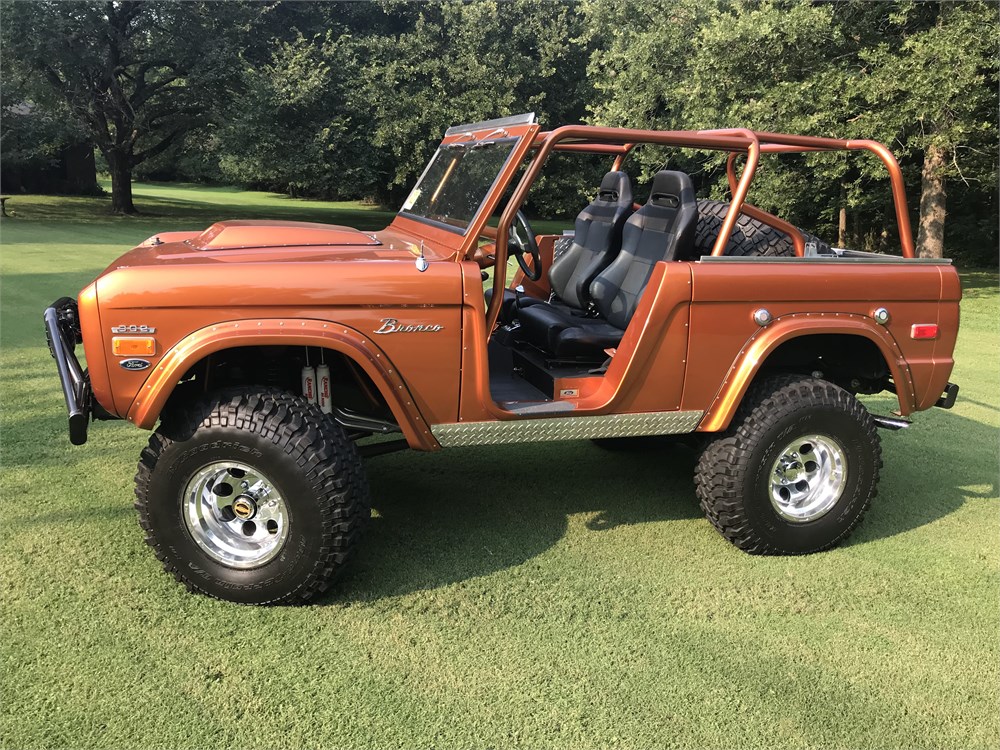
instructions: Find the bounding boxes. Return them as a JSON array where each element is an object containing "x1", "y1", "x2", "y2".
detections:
[
  {"x1": 111, "y1": 324, "x2": 156, "y2": 334},
  {"x1": 373, "y1": 318, "x2": 443, "y2": 334},
  {"x1": 119, "y1": 358, "x2": 151, "y2": 371}
]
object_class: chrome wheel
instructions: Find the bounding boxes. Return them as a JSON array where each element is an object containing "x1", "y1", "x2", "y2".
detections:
[
  {"x1": 769, "y1": 434, "x2": 847, "y2": 523},
  {"x1": 183, "y1": 461, "x2": 288, "y2": 568}
]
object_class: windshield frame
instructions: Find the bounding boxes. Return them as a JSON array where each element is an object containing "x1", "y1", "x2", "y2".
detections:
[
  {"x1": 398, "y1": 136, "x2": 522, "y2": 236},
  {"x1": 385, "y1": 115, "x2": 540, "y2": 260}
]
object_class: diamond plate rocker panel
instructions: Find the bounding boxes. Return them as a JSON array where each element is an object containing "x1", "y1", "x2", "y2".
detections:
[{"x1": 431, "y1": 410, "x2": 704, "y2": 447}]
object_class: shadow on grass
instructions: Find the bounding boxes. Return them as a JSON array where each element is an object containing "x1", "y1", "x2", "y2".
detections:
[
  {"x1": 328, "y1": 408, "x2": 996, "y2": 602},
  {"x1": 4, "y1": 395, "x2": 993, "y2": 602},
  {"x1": 851, "y1": 407, "x2": 999, "y2": 543},
  {"x1": 335, "y1": 438, "x2": 703, "y2": 603},
  {"x1": 958, "y1": 271, "x2": 999, "y2": 299}
]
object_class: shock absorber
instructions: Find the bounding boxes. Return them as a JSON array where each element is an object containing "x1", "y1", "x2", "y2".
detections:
[
  {"x1": 301, "y1": 349, "x2": 317, "y2": 404},
  {"x1": 316, "y1": 350, "x2": 332, "y2": 414}
]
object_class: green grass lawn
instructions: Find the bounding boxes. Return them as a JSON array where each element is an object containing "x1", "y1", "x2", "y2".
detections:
[{"x1": 1, "y1": 184, "x2": 997, "y2": 749}]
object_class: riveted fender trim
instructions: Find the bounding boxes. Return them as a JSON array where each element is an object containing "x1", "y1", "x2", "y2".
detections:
[
  {"x1": 126, "y1": 319, "x2": 440, "y2": 451},
  {"x1": 698, "y1": 313, "x2": 914, "y2": 432}
]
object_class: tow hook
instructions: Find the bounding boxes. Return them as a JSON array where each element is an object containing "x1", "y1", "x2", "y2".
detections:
[{"x1": 873, "y1": 415, "x2": 911, "y2": 431}]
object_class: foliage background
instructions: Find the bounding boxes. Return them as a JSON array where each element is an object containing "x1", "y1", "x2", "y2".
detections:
[
  {"x1": 0, "y1": 0, "x2": 1000, "y2": 264},
  {"x1": 1, "y1": 0, "x2": 997, "y2": 261}
]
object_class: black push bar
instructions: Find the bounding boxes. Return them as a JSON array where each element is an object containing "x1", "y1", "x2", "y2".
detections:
[{"x1": 44, "y1": 299, "x2": 91, "y2": 445}]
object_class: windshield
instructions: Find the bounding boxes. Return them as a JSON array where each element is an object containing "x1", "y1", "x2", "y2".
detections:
[{"x1": 399, "y1": 138, "x2": 519, "y2": 233}]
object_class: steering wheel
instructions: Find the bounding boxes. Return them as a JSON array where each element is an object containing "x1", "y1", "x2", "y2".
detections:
[{"x1": 508, "y1": 209, "x2": 542, "y2": 281}]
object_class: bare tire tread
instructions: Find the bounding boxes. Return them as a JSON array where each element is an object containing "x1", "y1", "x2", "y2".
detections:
[{"x1": 695, "y1": 199, "x2": 830, "y2": 258}]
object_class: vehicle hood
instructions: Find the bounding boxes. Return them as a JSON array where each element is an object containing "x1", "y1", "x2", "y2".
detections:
[
  {"x1": 102, "y1": 220, "x2": 423, "y2": 274},
  {"x1": 194, "y1": 219, "x2": 383, "y2": 250}
]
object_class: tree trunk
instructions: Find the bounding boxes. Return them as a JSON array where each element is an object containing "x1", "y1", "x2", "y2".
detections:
[
  {"x1": 838, "y1": 181, "x2": 847, "y2": 248},
  {"x1": 107, "y1": 152, "x2": 137, "y2": 214},
  {"x1": 916, "y1": 144, "x2": 947, "y2": 258}
]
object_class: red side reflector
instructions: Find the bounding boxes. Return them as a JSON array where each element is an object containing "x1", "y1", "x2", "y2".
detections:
[{"x1": 910, "y1": 324, "x2": 939, "y2": 340}]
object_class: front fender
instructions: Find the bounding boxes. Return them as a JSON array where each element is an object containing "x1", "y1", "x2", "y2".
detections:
[
  {"x1": 698, "y1": 313, "x2": 914, "y2": 432},
  {"x1": 126, "y1": 318, "x2": 440, "y2": 450}
]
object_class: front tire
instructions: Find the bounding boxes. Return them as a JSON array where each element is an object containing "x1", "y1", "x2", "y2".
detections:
[
  {"x1": 695, "y1": 376, "x2": 881, "y2": 555},
  {"x1": 134, "y1": 389, "x2": 369, "y2": 604}
]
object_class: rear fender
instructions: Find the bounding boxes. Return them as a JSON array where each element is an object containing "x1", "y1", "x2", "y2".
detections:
[
  {"x1": 126, "y1": 318, "x2": 439, "y2": 450},
  {"x1": 698, "y1": 313, "x2": 914, "y2": 432}
]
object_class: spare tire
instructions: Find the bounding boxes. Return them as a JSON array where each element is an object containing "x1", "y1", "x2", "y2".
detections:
[{"x1": 694, "y1": 199, "x2": 830, "y2": 258}]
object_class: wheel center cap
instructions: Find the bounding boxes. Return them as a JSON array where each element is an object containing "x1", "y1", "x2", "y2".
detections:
[
  {"x1": 232, "y1": 495, "x2": 257, "y2": 520},
  {"x1": 777, "y1": 460, "x2": 804, "y2": 482}
]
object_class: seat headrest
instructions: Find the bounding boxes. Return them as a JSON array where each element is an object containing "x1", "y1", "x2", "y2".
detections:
[
  {"x1": 596, "y1": 171, "x2": 632, "y2": 204},
  {"x1": 648, "y1": 170, "x2": 695, "y2": 209}
]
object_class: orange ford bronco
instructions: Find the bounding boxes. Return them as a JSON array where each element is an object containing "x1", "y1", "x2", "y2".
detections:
[{"x1": 45, "y1": 114, "x2": 960, "y2": 604}]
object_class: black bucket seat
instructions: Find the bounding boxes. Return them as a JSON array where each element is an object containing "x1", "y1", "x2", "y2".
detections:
[
  {"x1": 517, "y1": 170, "x2": 698, "y2": 358},
  {"x1": 490, "y1": 170, "x2": 633, "y2": 322}
]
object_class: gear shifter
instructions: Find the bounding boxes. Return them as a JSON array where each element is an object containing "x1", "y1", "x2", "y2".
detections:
[{"x1": 514, "y1": 284, "x2": 525, "y2": 309}]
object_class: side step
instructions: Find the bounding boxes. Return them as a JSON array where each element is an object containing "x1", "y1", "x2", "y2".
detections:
[{"x1": 431, "y1": 410, "x2": 704, "y2": 447}]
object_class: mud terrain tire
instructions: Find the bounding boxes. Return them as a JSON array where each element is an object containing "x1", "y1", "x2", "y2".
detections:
[
  {"x1": 695, "y1": 199, "x2": 830, "y2": 257},
  {"x1": 695, "y1": 375, "x2": 881, "y2": 555},
  {"x1": 134, "y1": 389, "x2": 369, "y2": 604}
]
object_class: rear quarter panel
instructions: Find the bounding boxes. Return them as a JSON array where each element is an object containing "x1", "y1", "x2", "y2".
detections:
[{"x1": 680, "y1": 259, "x2": 961, "y2": 422}]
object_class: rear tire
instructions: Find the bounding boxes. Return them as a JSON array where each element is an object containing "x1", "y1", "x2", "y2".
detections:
[
  {"x1": 695, "y1": 375, "x2": 881, "y2": 555},
  {"x1": 134, "y1": 388, "x2": 369, "y2": 604},
  {"x1": 695, "y1": 199, "x2": 830, "y2": 257}
]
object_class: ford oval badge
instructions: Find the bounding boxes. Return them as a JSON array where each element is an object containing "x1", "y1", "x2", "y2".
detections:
[{"x1": 120, "y1": 358, "x2": 151, "y2": 371}]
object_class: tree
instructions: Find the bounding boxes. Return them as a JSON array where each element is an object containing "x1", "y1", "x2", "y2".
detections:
[
  {"x1": 586, "y1": 0, "x2": 709, "y2": 133},
  {"x1": 212, "y1": 2, "x2": 392, "y2": 200},
  {"x1": 360, "y1": 0, "x2": 593, "y2": 208},
  {"x1": 586, "y1": 0, "x2": 851, "y2": 228},
  {"x1": 583, "y1": 0, "x2": 998, "y2": 260},
  {"x1": 0, "y1": 72, "x2": 92, "y2": 192},
  {"x1": 681, "y1": 1, "x2": 859, "y2": 236},
  {"x1": 216, "y1": 31, "x2": 370, "y2": 198},
  {"x1": 212, "y1": 0, "x2": 594, "y2": 211},
  {"x1": 848, "y1": 1, "x2": 998, "y2": 258},
  {"x1": 1, "y1": 1, "x2": 249, "y2": 213}
]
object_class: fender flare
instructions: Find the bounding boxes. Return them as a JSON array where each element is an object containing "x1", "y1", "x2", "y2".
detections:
[
  {"x1": 126, "y1": 318, "x2": 440, "y2": 450},
  {"x1": 698, "y1": 313, "x2": 915, "y2": 432}
]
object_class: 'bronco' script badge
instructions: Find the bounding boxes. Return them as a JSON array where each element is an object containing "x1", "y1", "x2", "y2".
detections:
[{"x1": 373, "y1": 318, "x2": 443, "y2": 335}]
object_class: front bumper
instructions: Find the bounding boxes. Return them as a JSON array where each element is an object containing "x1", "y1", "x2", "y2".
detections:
[{"x1": 44, "y1": 297, "x2": 92, "y2": 445}]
